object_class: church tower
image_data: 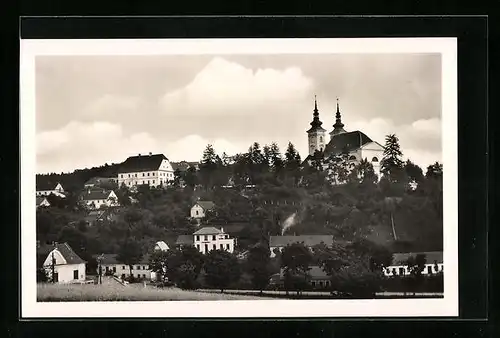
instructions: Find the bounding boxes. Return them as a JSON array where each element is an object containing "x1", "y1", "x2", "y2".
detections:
[
  {"x1": 330, "y1": 98, "x2": 347, "y2": 137},
  {"x1": 306, "y1": 96, "x2": 327, "y2": 156}
]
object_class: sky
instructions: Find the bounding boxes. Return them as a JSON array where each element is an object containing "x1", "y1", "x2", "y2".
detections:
[{"x1": 35, "y1": 53, "x2": 442, "y2": 174}]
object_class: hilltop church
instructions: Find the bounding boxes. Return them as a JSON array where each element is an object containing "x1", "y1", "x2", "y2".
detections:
[{"x1": 305, "y1": 97, "x2": 384, "y2": 179}]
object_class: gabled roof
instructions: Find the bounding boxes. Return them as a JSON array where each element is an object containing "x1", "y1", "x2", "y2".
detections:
[
  {"x1": 175, "y1": 235, "x2": 194, "y2": 245},
  {"x1": 81, "y1": 189, "x2": 114, "y2": 201},
  {"x1": 269, "y1": 235, "x2": 334, "y2": 248},
  {"x1": 193, "y1": 227, "x2": 223, "y2": 235},
  {"x1": 36, "y1": 179, "x2": 62, "y2": 191},
  {"x1": 391, "y1": 251, "x2": 443, "y2": 266},
  {"x1": 194, "y1": 201, "x2": 215, "y2": 211},
  {"x1": 38, "y1": 242, "x2": 86, "y2": 265},
  {"x1": 118, "y1": 153, "x2": 168, "y2": 173},
  {"x1": 36, "y1": 196, "x2": 49, "y2": 206},
  {"x1": 155, "y1": 241, "x2": 169, "y2": 251},
  {"x1": 323, "y1": 131, "x2": 373, "y2": 157}
]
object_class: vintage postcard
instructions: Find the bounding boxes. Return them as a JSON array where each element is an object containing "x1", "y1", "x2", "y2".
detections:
[{"x1": 20, "y1": 37, "x2": 458, "y2": 317}]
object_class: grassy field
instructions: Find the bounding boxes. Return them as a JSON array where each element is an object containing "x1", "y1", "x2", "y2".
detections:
[{"x1": 37, "y1": 283, "x2": 266, "y2": 302}]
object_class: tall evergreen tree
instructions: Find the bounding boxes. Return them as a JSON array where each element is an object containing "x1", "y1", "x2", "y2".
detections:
[
  {"x1": 284, "y1": 142, "x2": 302, "y2": 185},
  {"x1": 380, "y1": 134, "x2": 405, "y2": 183}
]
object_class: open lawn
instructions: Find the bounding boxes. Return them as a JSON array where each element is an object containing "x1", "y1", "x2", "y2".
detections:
[{"x1": 37, "y1": 282, "x2": 266, "y2": 302}]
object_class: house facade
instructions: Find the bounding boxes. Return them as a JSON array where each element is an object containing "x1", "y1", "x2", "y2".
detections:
[
  {"x1": 96, "y1": 254, "x2": 151, "y2": 280},
  {"x1": 175, "y1": 227, "x2": 235, "y2": 254},
  {"x1": 268, "y1": 235, "x2": 334, "y2": 258},
  {"x1": 36, "y1": 181, "x2": 66, "y2": 198},
  {"x1": 81, "y1": 189, "x2": 119, "y2": 209},
  {"x1": 383, "y1": 251, "x2": 444, "y2": 277},
  {"x1": 36, "y1": 196, "x2": 51, "y2": 208},
  {"x1": 190, "y1": 201, "x2": 215, "y2": 219},
  {"x1": 273, "y1": 265, "x2": 333, "y2": 289},
  {"x1": 117, "y1": 153, "x2": 175, "y2": 188},
  {"x1": 39, "y1": 242, "x2": 87, "y2": 283}
]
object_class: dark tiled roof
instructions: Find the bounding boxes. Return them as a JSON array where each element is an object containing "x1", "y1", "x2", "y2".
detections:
[
  {"x1": 37, "y1": 242, "x2": 86, "y2": 265},
  {"x1": 269, "y1": 235, "x2": 334, "y2": 248},
  {"x1": 194, "y1": 201, "x2": 215, "y2": 211},
  {"x1": 193, "y1": 227, "x2": 223, "y2": 235},
  {"x1": 175, "y1": 235, "x2": 194, "y2": 245},
  {"x1": 81, "y1": 188, "x2": 114, "y2": 201},
  {"x1": 391, "y1": 251, "x2": 443, "y2": 266},
  {"x1": 323, "y1": 131, "x2": 373, "y2": 157},
  {"x1": 36, "y1": 179, "x2": 61, "y2": 191},
  {"x1": 118, "y1": 154, "x2": 168, "y2": 173}
]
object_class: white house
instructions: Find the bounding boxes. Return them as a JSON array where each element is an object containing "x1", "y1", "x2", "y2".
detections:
[
  {"x1": 154, "y1": 241, "x2": 170, "y2": 251},
  {"x1": 117, "y1": 153, "x2": 175, "y2": 188},
  {"x1": 36, "y1": 181, "x2": 66, "y2": 198},
  {"x1": 95, "y1": 254, "x2": 151, "y2": 280},
  {"x1": 383, "y1": 251, "x2": 444, "y2": 277},
  {"x1": 268, "y1": 235, "x2": 334, "y2": 258},
  {"x1": 36, "y1": 196, "x2": 51, "y2": 208},
  {"x1": 175, "y1": 227, "x2": 235, "y2": 254},
  {"x1": 80, "y1": 188, "x2": 119, "y2": 209},
  {"x1": 39, "y1": 242, "x2": 87, "y2": 283},
  {"x1": 190, "y1": 201, "x2": 215, "y2": 219}
]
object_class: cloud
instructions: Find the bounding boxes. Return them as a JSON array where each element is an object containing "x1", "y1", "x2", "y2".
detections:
[{"x1": 160, "y1": 57, "x2": 314, "y2": 116}]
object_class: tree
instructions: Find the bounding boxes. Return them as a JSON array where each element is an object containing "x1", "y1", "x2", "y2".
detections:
[
  {"x1": 184, "y1": 166, "x2": 199, "y2": 188},
  {"x1": 117, "y1": 238, "x2": 143, "y2": 279},
  {"x1": 425, "y1": 162, "x2": 443, "y2": 179},
  {"x1": 349, "y1": 158, "x2": 378, "y2": 185},
  {"x1": 160, "y1": 246, "x2": 205, "y2": 289},
  {"x1": 326, "y1": 151, "x2": 350, "y2": 185},
  {"x1": 284, "y1": 142, "x2": 302, "y2": 186},
  {"x1": 148, "y1": 249, "x2": 170, "y2": 282},
  {"x1": 380, "y1": 134, "x2": 405, "y2": 183},
  {"x1": 245, "y1": 244, "x2": 272, "y2": 294},
  {"x1": 281, "y1": 242, "x2": 313, "y2": 295},
  {"x1": 203, "y1": 250, "x2": 241, "y2": 293},
  {"x1": 199, "y1": 144, "x2": 221, "y2": 189},
  {"x1": 404, "y1": 159, "x2": 424, "y2": 185}
]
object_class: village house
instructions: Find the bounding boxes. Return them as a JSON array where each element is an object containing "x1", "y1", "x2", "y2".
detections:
[
  {"x1": 36, "y1": 181, "x2": 66, "y2": 198},
  {"x1": 383, "y1": 251, "x2": 444, "y2": 277},
  {"x1": 94, "y1": 241, "x2": 170, "y2": 280},
  {"x1": 271, "y1": 265, "x2": 333, "y2": 289},
  {"x1": 37, "y1": 242, "x2": 87, "y2": 283},
  {"x1": 268, "y1": 235, "x2": 334, "y2": 258},
  {"x1": 36, "y1": 196, "x2": 51, "y2": 208},
  {"x1": 117, "y1": 153, "x2": 175, "y2": 188},
  {"x1": 83, "y1": 176, "x2": 117, "y2": 189},
  {"x1": 80, "y1": 188, "x2": 119, "y2": 209},
  {"x1": 175, "y1": 227, "x2": 235, "y2": 254},
  {"x1": 190, "y1": 200, "x2": 215, "y2": 219}
]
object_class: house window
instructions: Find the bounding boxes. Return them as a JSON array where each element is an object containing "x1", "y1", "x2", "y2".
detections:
[
  {"x1": 135, "y1": 174, "x2": 137, "y2": 177},
  {"x1": 137, "y1": 266, "x2": 141, "y2": 270},
  {"x1": 372, "y1": 157, "x2": 379, "y2": 162},
  {"x1": 226, "y1": 244, "x2": 230, "y2": 250},
  {"x1": 311, "y1": 281, "x2": 316, "y2": 287},
  {"x1": 392, "y1": 268, "x2": 397, "y2": 275},
  {"x1": 196, "y1": 244, "x2": 200, "y2": 250},
  {"x1": 143, "y1": 173, "x2": 145, "y2": 177},
  {"x1": 319, "y1": 281, "x2": 323, "y2": 287},
  {"x1": 220, "y1": 244, "x2": 224, "y2": 250},
  {"x1": 73, "y1": 270, "x2": 78, "y2": 280},
  {"x1": 153, "y1": 180, "x2": 155, "y2": 184},
  {"x1": 147, "y1": 173, "x2": 150, "y2": 176},
  {"x1": 204, "y1": 244, "x2": 208, "y2": 253},
  {"x1": 128, "y1": 174, "x2": 131, "y2": 178},
  {"x1": 113, "y1": 267, "x2": 116, "y2": 273},
  {"x1": 213, "y1": 244, "x2": 216, "y2": 250},
  {"x1": 204, "y1": 235, "x2": 208, "y2": 241},
  {"x1": 225, "y1": 235, "x2": 229, "y2": 239},
  {"x1": 122, "y1": 266, "x2": 125, "y2": 269},
  {"x1": 399, "y1": 267, "x2": 405, "y2": 275},
  {"x1": 212, "y1": 235, "x2": 216, "y2": 240},
  {"x1": 121, "y1": 174, "x2": 124, "y2": 178},
  {"x1": 427, "y1": 266, "x2": 432, "y2": 274},
  {"x1": 196, "y1": 235, "x2": 200, "y2": 241}
]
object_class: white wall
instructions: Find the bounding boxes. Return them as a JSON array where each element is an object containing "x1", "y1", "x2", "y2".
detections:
[
  {"x1": 190, "y1": 205, "x2": 206, "y2": 218},
  {"x1": 100, "y1": 263, "x2": 152, "y2": 279},
  {"x1": 383, "y1": 263, "x2": 444, "y2": 277},
  {"x1": 44, "y1": 263, "x2": 86, "y2": 283},
  {"x1": 117, "y1": 168, "x2": 175, "y2": 188},
  {"x1": 308, "y1": 130, "x2": 327, "y2": 156},
  {"x1": 193, "y1": 233, "x2": 235, "y2": 254}
]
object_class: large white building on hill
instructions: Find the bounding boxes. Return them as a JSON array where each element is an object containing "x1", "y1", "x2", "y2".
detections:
[
  {"x1": 117, "y1": 153, "x2": 175, "y2": 188},
  {"x1": 305, "y1": 97, "x2": 384, "y2": 180}
]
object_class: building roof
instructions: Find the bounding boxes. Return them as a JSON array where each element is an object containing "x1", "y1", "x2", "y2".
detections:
[
  {"x1": 84, "y1": 177, "x2": 116, "y2": 186},
  {"x1": 92, "y1": 253, "x2": 149, "y2": 265},
  {"x1": 118, "y1": 153, "x2": 168, "y2": 173},
  {"x1": 193, "y1": 201, "x2": 215, "y2": 211},
  {"x1": 175, "y1": 235, "x2": 194, "y2": 245},
  {"x1": 193, "y1": 227, "x2": 224, "y2": 235},
  {"x1": 155, "y1": 241, "x2": 169, "y2": 251},
  {"x1": 36, "y1": 196, "x2": 49, "y2": 206},
  {"x1": 171, "y1": 161, "x2": 199, "y2": 172},
  {"x1": 38, "y1": 242, "x2": 86, "y2": 265},
  {"x1": 81, "y1": 189, "x2": 113, "y2": 201},
  {"x1": 323, "y1": 131, "x2": 373, "y2": 157},
  {"x1": 36, "y1": 179, "x2": 61, "y2": 191},
  {"x1": 391, "y1": 251, "x2": 443, "y2": 266},
  {"x1": 269, "y1": 235, "x2": 334, "y2": 248},
  {"x1": 306, "y1": 97, "x2": 327, "y2": 134}
]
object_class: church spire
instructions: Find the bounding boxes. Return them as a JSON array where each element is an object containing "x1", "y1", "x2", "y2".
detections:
[
  {"x1": 331, "y1": 97, "x2": 346, "y2": 136},
  {"x1": 307, "y1": 95, "x2": 326, "y2": 134}
]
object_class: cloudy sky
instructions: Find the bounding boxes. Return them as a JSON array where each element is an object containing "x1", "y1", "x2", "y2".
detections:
[{"x1": 35, "y1": 53, "x2": 441, "y2": 174}]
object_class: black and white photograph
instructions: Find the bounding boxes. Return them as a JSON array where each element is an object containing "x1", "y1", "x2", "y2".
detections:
[{"x1": 20, "y1": 38, "x2": 458, "y2": 318}]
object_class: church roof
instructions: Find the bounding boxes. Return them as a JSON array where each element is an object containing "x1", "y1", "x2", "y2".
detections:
[
  {"x1": 118, "y1": 153, "x2": 168, "y2": 173},
  {"x1": 306, "y1": 96, "x2": 326, "y2": 133},
  {"x1": 323, "y1": 130, "x2": 373, "y2": 157}
]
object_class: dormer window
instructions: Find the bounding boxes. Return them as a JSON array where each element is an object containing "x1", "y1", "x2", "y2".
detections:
[{"x1": 372, "y1": 157, "x2": 379, "y2": 162}]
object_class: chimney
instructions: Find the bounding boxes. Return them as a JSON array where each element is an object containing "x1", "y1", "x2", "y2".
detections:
[
  {"x1": 138, "y1": 153, "x2": 141, "y2": 157},
  {"x1": 149, "y1": 152, "x2": 152, "y2": 156},
  {"x1": 220, "y1": 227, "x2": 224, "y2": 233}
]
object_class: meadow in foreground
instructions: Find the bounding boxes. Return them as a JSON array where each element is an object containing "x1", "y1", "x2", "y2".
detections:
[{"x1": 37, "y1": 283, "x2": 265, "y2": 301}]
